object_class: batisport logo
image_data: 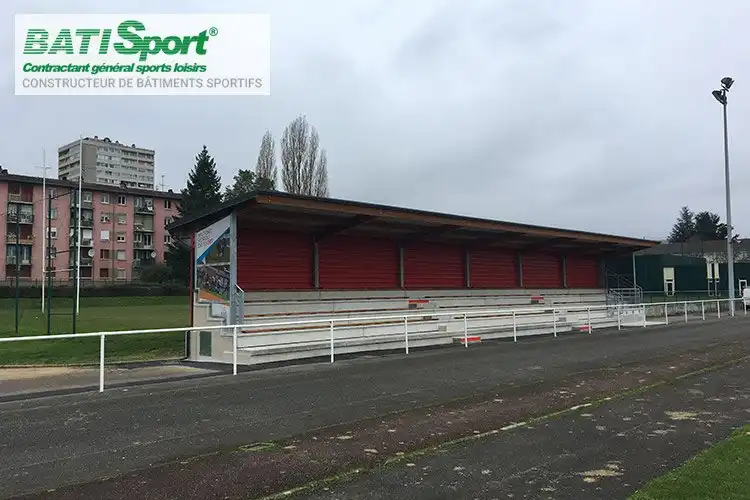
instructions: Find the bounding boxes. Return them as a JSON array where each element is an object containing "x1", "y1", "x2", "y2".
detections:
[
  {"x1": 23, "y1": 20, "x2": 215, "y2": 62},
  {"x1": 14, "y1": 14, "x2": 271, "y2": 96}
]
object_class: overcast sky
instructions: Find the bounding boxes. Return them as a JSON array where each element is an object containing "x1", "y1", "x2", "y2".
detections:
[{"x1": 3, "y1": 0, "x2": 749, "y2": 240}]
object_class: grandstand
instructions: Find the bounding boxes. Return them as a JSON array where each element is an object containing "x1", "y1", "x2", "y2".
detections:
[{"x1": 168, "y1": 192, "x2": 659, "y2": 365}]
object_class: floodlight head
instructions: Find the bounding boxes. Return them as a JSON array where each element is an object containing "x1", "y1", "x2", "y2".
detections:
[
  {"x1": 721, "y1": 77, "x2": 734, "y2": 90},
  {"x1": 712, "y1": 89, "x2": 727, "y2": 105}
]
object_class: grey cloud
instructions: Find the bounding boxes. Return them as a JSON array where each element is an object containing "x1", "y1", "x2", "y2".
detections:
[{"x1": 3, "y1": 0, "x2": 750, "y2": 242}]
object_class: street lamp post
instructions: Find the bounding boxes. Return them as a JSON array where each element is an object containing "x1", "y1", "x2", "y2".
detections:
[{"x1": 712, "y1": 77, "x2": 735, "y2": 315}]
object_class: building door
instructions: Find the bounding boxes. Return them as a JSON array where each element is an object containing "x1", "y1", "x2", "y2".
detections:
[
  {"x1": 663, "y1": 267, "x2": 675, "y2": 296},
  {"x1": 664, "y1": 279, "x2": 675, "y2": 296},
  {"x1": 706, "y1": 261, "x2": 719, "y2": 296}
]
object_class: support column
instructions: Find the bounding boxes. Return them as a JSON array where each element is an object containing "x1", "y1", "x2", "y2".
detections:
[
  {"x1": 398, "y1": 244, "x2": 405, "y2": 289},
  {"x1": 313, "y1": 240, "x2": 320, "y2": 289},
  {"x1": 465, "y1": 248, "x2": 471, "y2": 288},
  {"x1": 517, "y1": 252, "x2": 524, "y2": 288},
  {"x1": 562, "y1": 255, "x2": 568, "y2": 288}
]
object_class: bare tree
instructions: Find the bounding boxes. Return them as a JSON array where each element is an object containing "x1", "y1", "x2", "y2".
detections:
[
  {"x1": 313, "y1": 149, "x2": 329, "y2": 197},
  {"x1": 281, "y1": 115, "x2": 330, "y2": 196},
  {"x1": 255, "y1": 130, "x2": 277, "y2": 190}
]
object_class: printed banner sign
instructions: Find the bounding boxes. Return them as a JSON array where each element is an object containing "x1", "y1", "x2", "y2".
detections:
[
  {"x1": 14, "y1": 13, "x2": 270, "y2": 96},
  {"x1": 195, "y1": 215, "x2": 231, "y2": 303}
]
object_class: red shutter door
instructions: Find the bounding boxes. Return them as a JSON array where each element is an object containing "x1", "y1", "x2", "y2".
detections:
[
  {"x1": 237, "y1": 229, "x2": 313, "y2": 290},
  {"x1": 522, "y1": 252, "x2": 563, "y2": 288},
  {"x1": 566, "y1": 255, "x2": 600, "y2": 288},
  {"x1": 319, "y1": 236, "x2": 399, "y2": 289},
  {"x1": 404, "y1": 242, "x2": 464, "y2": 289},
  {"x1": 470, "y1": 248, "x2": 519, "y2": 288}
]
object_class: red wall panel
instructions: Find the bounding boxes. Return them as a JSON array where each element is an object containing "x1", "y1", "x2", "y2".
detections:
[
  {"x1": 566, "y1": 255, "x2": 600, "y2": 288},
  {"x1": 522, "y1": 252, "x2": 563, "y2": 288},
  {"x1": 237, "y1": 229, "x2": 313, "y2": 290},
  {"x1": 318, "y1": 236, "x2": 399, "y2": 289},
  {"x1": 404, "y1": 242, "x2": 465, "y2": 289},
  {"x1": 470, "y1": 249, "x2": 519, "y2": 288}
]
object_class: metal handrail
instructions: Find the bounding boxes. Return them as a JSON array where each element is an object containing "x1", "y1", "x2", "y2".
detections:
[{"x1": 0, "y1": 296, "x2": 746, "y2": 393}]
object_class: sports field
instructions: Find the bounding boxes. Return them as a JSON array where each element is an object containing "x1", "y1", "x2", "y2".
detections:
[{"x1": 0, "y1": 296, "x2": 190, "y2": 365}]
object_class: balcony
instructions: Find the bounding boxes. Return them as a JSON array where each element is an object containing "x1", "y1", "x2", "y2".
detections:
[
  {"x1": 74, "y1": 217, "x2": 94, "y2": 228},
  {"x1": 6, "y1": 255, "x2": 32, "y2": 266},
  {"x1": 69, "y1": 237, "x2": 93, "y2": 247},
  {"x1": 134, "y1": 204, "x2": 154, "y2": 215},
  {"x1": 8, "y1": 192, "x2": 33, "y2": 204},
  {"x1": 71, "y1": 198, "x2": 93, "y2": 208},
  {"x1": 6, "y1": 234, "x2": 34, "y2": 245},
  {"x1": 132, "y1": 258, "x2": 156, "y2": 269},
  {"x1": 70, "y1": 257, "x2": 93, "y2": 267},
  {"x1": 133, "y1": 241, "x2": 154, "y2": 250},
  {"x1": 133, "y1": 224, "x2": 154, "y2": 233},
  {"x1": 7, "y1": 212, "x2": 34, "y2": 224}
]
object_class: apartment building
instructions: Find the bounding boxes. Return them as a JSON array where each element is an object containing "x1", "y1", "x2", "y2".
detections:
[
  {"x1": 58, "y1": 135, "x2": 156, "y2": 190},
  {"x1": 0, "y1": 168, "x2": 181, "y2": 283}
]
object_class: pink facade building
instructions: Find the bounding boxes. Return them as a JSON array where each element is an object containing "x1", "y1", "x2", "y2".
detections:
[{"x1": 0, "y1": 168, "x2": 182, "y2": 283}]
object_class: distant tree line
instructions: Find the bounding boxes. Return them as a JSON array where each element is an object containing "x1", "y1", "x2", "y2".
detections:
[
  {"x1": 158, "y1": 114, "x2": 332, "y2": 284},
  {"x1": 667, "y1": 206, "x2": 739, "y2": 243}
]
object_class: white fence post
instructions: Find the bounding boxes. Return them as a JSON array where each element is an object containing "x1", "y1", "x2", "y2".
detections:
[
  {"x1": 745, "y1": 298, "x2": 748, "y2": 316},
  {"x1": 512, "y1": 311, "x2": 517, "y2": 342},
  {"x1": 329, "y1": 320, "x2": 335, "y2": 363},
  {"x1": 404, "y1": 316, "x2": 409, "y2": 354},
  {"x1": 232, "y1": 326, "x2": 238, "y2": 376},
  {"x1": 587, "y1": 307, "x2": 591, "y2": 334},
  {"x1": 717, "y1": 300, "x2": 721, "y2": 319},
  {"x1": 463, "y1": 313, "x2": 468, "y2": 348},
  {"x1": 664, "y1": 303, "x2": 668, "y2": 325},
  {"x1": 684, "y1": 302, "x2": 688, "y2": 323},
  {"x1": 701, "y1": 301, "x2": 705, "y2": 321},
  {"x1": 617, "y1": 305, "x2": 621, "y2": 330},
  {"x1": 643, "y1": 304, "x2": 647, "y2": 327},
  {"x1": 99, "y1": 333, "x2": 105, "y2": 393},
  {"x1": 552, "y1": 308, "x2": 557, "y2": 337}
]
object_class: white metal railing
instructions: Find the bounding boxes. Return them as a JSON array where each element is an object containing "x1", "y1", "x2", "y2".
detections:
[{"x1": 0, "y1": 297, "x2": 747, "y2": 394}]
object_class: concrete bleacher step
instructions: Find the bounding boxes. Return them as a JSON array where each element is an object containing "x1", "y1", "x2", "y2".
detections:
[{"x1": 217, "y1": 290, "x2": 611, "y2": 366}]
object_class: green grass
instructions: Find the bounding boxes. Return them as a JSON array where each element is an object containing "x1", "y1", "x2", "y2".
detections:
[
  {"x1": 630, "y1": 424, "x2": 750, "y2": 500},
  {"x1": 0, "y1": 296, "x2": 190, "y2": 365}
]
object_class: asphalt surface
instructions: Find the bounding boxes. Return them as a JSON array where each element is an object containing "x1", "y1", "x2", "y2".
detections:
[
  {"x1": 301, "y1": 357, "x2": 750, "y2": 499},
  {"x1": 2, "y1": 316, "x2": 750, "y2": 499}
]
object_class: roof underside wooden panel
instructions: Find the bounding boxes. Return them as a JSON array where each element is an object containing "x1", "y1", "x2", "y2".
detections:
[{"x1": 167, "y1": 191, "x2": 658, "y2": 255}]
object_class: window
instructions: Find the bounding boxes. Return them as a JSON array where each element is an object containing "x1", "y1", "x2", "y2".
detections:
[
  {"x1": 83, "y1": 191, "x2": 92, "y2": 202},
  {"x1": 101, "y1": 193, "x2": 110, "y2": 204},
  {"x1": 117, "y1": 195, "x2": 126, "y2": 205},
  {"x1": 48, "y1": 188, "x2": 57, "y2": 197},
  {"x1": 116, "y1": 232, "x2": 126, "y2": 242},
  {"x1": 50, "y1": 207, "x2": 58, "y2": 219},
  {"x1": 47, "y1": 247, "x2": 57, "y2": 259},
  {"x1": 100, "y1": 214, "x2": 110, "y2": 223},
  {"x1": 116, "y1": 250, "x2": 126, "y2": 261},
  {"x1": 164, "y1": 216, "x2": 173, "y2": 227},
  {"x1": 99, "y1": 268, "x2": 110, "y2": 279},
  {"x1": 117, "y1": 213, "x2": 126, "y2": 224},
  {"x1": 100, "y1": 229, "x2": 110, "y2": 241},
  {"x1": 164, "y1": 199, "x2": 172, "y2": 209},
  {"x1": 100, "y1": 249, "x2": 110, "y2": 259},
  {"x1": 48, "y1": 227, "x2": 57, "y2": 239},
  {"x1": 164, "y1": 234, "x2": 172, "y2": 245},
  {"x1": 116, "y1": 268, "x2": 126, "y2": 280}
]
